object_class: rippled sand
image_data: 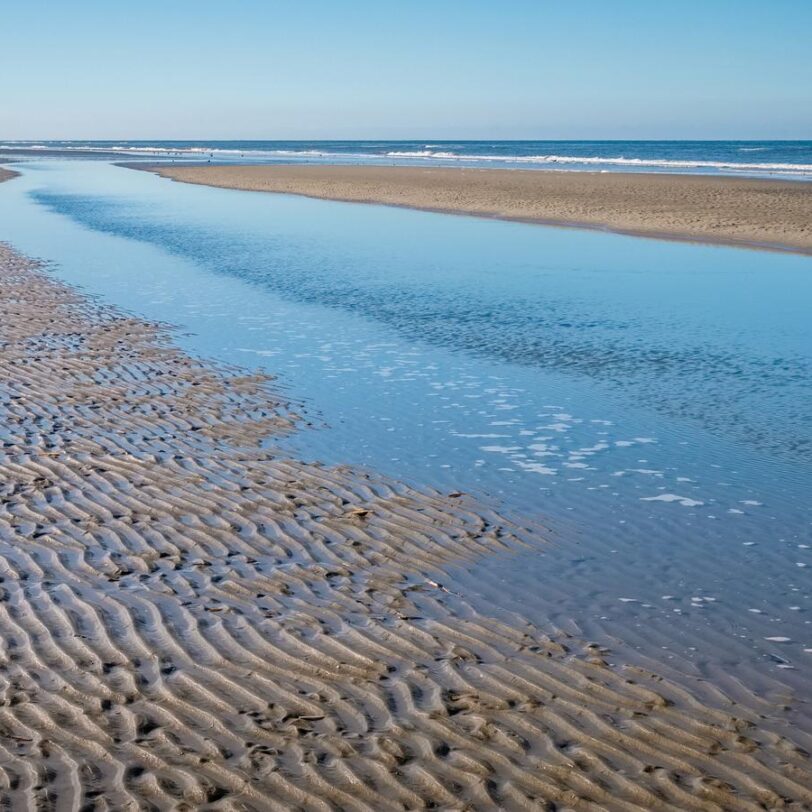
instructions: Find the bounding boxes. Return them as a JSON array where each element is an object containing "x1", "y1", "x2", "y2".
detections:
[
  {"x1": 0, "y1": 236, "x2": 810, "y2": 809},
  {"x1": 148, "y1": 164, "x2": 812, "y2": 255}
]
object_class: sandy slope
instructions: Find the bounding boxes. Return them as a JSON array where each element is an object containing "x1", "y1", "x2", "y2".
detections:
[
  {"x1": 0, "y1": 237, "x2": 810, "y2": 809},
  {"x1": 147, "y1": 164, "x2": 812, "y2": 255}
]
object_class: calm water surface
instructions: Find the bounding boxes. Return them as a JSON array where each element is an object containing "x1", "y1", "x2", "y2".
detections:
[{"x1": 1, "y1": 161, "x2": 810, "y2": 712}]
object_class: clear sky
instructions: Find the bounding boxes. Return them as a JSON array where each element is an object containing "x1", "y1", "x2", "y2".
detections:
[{"x1": 2, "y1": 0, "x2": 810, "y2": 140}]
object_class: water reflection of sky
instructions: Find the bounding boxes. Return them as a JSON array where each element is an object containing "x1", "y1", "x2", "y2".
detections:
[{"x1": 1, "y1": 160, "x2": 810, "y2": 695}]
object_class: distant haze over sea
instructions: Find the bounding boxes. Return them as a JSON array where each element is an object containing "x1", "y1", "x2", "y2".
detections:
[{"x1": 2, "y1": 140, "x2": 812, "y2": 179}]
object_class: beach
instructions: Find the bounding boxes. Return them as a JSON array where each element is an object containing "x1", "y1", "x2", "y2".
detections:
[
  {"x1": 149, "y1": 164, "x2": 812, "y2": 254},
  {"x1": 1, "y1": 166, "x2": 812, "y2": 808}
]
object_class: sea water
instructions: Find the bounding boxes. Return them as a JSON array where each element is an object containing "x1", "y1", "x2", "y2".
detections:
[
  {"x1": 2, "y1": 139, "x2": 812, "y2": 178},
  {"x1": 0, "y1": 160, "x2": 810, "y2": 713}
]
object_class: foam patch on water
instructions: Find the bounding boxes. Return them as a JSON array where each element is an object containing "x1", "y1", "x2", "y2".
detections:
[{"x1": 640, "y1": 494, "x2": 705, "y2": 507}]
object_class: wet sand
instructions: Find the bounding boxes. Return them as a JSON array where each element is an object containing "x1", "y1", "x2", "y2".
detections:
[
  {"x1": 2, "y1": 225, "x2": 812, "y2": 808},
  {"x1": 147, "y1": 164, "x2": 812, "y2": 254}
]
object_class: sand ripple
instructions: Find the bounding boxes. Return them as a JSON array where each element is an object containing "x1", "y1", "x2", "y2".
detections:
[{"x1": 0, "y1": 241, "x2": 810, "y2": 809}]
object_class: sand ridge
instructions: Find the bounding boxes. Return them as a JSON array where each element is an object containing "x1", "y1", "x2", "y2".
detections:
[
  {"x1": 147, "y1": 164, "x2": 812, "y2": 255},
  {"x1": 0, "y1": 239, "x2": 811, "y2": 809}
]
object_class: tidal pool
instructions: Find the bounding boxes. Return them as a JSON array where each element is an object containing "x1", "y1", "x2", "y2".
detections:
[{"x1": 1, "y1": 160, "x2": 810, "y2": 718}]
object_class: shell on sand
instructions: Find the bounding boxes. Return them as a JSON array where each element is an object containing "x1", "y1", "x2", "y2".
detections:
[{"x1": 0, "y1": 240, "x2": 810, "y2": 810}]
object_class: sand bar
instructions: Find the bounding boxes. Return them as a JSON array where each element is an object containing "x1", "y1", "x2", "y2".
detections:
[
  {"x1": 2, "y1": 169, "x2": 812, "y2": 805},
  {"x1": 149, "y1": 164, "x2": 812, "y2": 254}
]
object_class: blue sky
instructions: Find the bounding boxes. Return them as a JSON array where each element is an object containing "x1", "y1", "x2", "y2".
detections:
[{"x1": 2, "y1": 0, "x2": 810, "y2": 139}]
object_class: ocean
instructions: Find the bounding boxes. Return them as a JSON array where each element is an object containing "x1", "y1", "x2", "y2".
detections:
[{"x1": 2, "y1": 139, "x2": 812, "y2": 178}]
